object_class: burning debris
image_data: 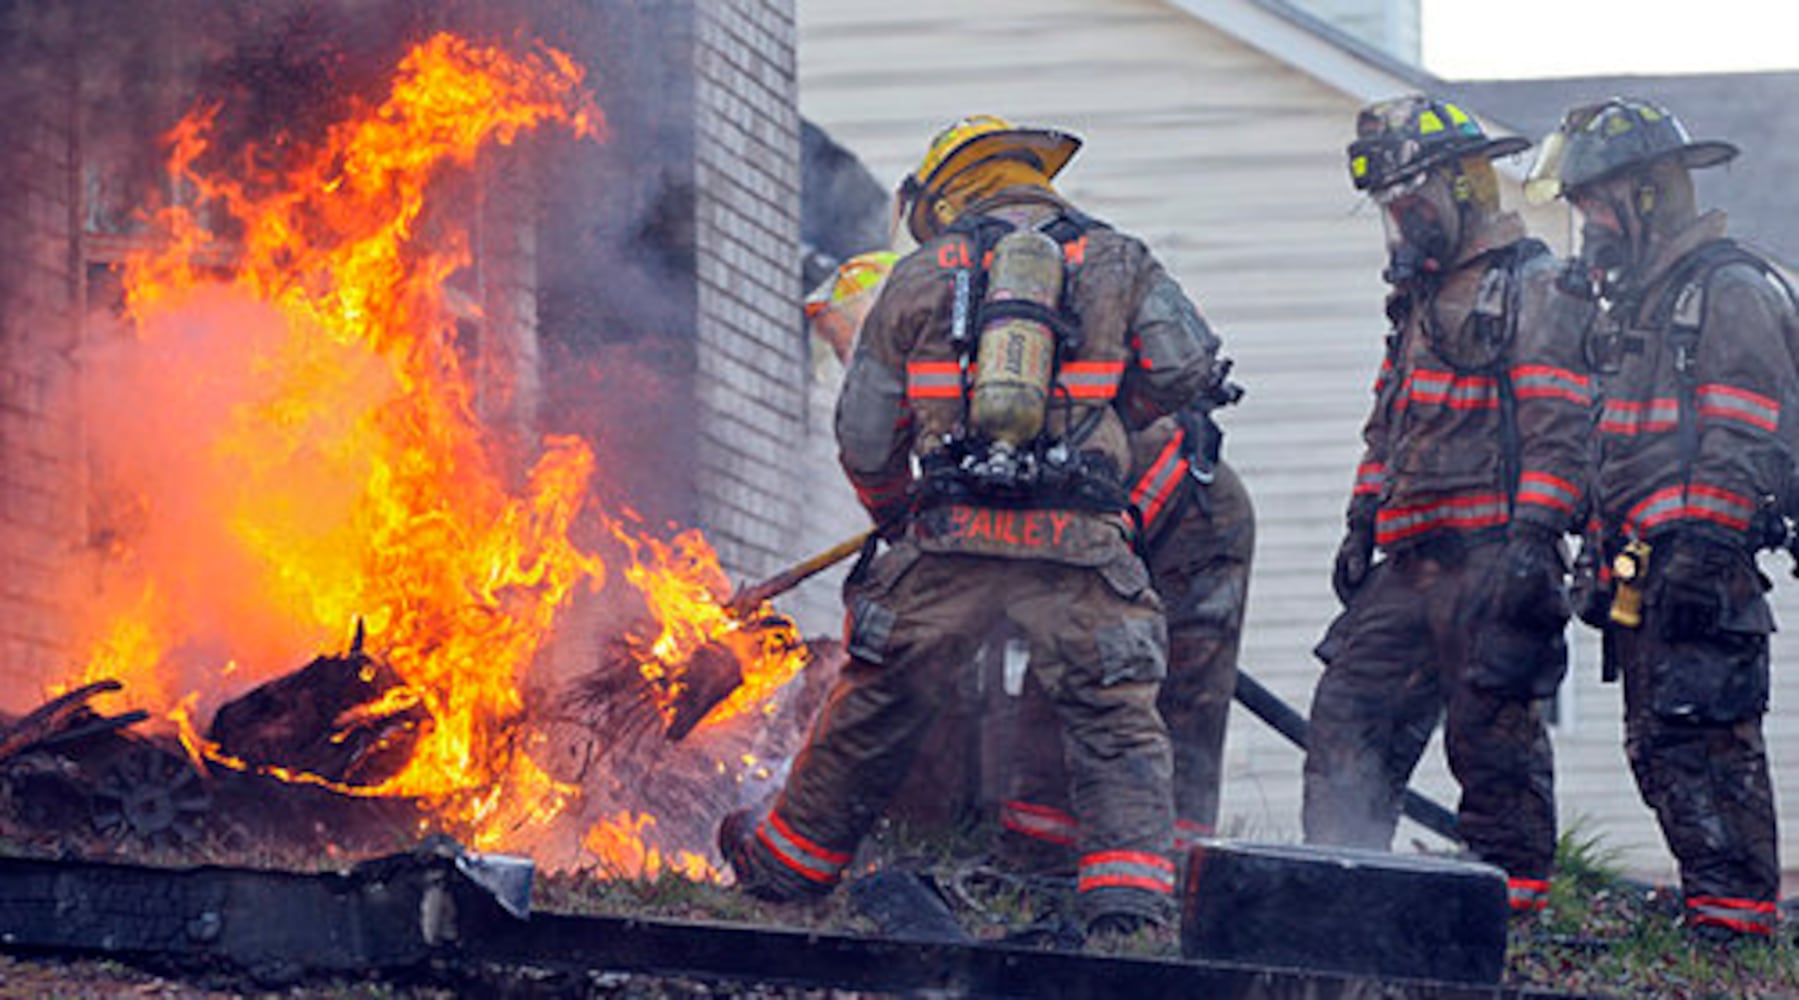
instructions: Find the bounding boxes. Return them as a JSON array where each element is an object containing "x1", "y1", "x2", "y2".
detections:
[
  {"x1": 204, "y1": 639, "x2": 427, "y2": 789},
  {"x1": 0, "y1": 19, "x2": 821, "y2": 881}
]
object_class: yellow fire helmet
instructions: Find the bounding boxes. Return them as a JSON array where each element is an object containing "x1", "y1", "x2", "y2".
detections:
[
  {"x1": 805, "y1": 250, "x2": 898, "y2": 362},
  {"x1": 897, "y1": 115, "x2": 1081, "y2": 243}
]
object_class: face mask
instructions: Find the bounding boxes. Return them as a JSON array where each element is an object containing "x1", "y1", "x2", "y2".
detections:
[
  {"x1": 1375, "y1": 171, "x2": 1461, "y2": 286},
  {"x1": 1572, "y1": 183, "x2": 1638, "y2": 290},
  {"x1": 1578, "y1": 217, "x2": 1629, "y2": 277}
]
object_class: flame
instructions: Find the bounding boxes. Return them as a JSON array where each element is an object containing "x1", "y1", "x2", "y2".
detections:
[
  {"x1": 69, "y1": 33, "x2": 612, "y2": 847},
  {"x1": 613, "y1": 526, "x2": 809, "y2": 735},
  {"x1": 582, "y1": 810, "x2": 719, "y2": 882},
  {"x1": 60, "y1": 30, "x2": 811, "y2": 868}
]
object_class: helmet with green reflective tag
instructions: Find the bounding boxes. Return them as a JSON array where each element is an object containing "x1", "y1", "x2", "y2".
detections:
[{"x1": 1347, "y1": 96, "x2": 1529, "y2": 194}]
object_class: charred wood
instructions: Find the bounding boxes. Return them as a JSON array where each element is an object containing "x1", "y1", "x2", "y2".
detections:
[
  {"x1": 207, "y1": 652, "x2": 427, "y2": 787},
  {"x1": 0, "y1": 844, "x2": 1583, "y2": 999}
]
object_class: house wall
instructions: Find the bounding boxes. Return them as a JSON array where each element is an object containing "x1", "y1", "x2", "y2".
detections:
[
  {"x1": 794, "y1": 0, "x2": 1799, "y2": 882},
  {"x1": 0, "y1": 6, "x2": 86, "y2": 705}
]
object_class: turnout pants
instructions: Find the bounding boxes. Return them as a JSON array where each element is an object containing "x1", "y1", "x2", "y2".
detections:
[
  {"x1": 1300, "y1": 539, "x2": 1557, "y2": 902},
  {"x1": 737, "y1": 542, "x2": 1178, "y2": 925},
  {"x1": 1609, "y1": 553, "x2": 1780, "y2": 936},
  {"x1": 1000, "y1": 460, "x2": 1253, "y2": 860}
]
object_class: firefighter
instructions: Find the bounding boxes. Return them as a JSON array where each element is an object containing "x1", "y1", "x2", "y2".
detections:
[
  {"x1": 804, "y1": 253, "x2": 1255, "y2": 863},
  {"x1": 1527, "y1": 98, "x2": 1793, "y2": 941},
  {"x1": 719, "y1": 114, "x2": 1222, "y2": 936},
  {"x1": 804, "y1": 250, "x2": 898, "y2": 365},
  {"x1": 1302, "y1": 96, "x2": 1594, "y2": 916}
]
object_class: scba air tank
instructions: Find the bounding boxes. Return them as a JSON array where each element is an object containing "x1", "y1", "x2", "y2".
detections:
[{"x1": 970, "y1": 230, "x2": 1064, "y2": 447}]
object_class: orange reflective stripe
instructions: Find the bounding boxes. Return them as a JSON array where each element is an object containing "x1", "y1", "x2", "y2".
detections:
[
  {"x1": 1375, "y1": 492, "x2": 1509, "y2": 545},
  {"x1": 1698, "y1": 383, "x2": 1779, "y2": 432},
  {"x1": 1516, "y1": 471, "x2": 1579, "y2": 515},
  {"x1": 1353, "y1": 461, "x2": 1387, "y2": 497},
  {"x1": 1687, "y1": 895, "x2": 1778, "y2": 936},
  {"x1": 1512, "y1": 364, "x2": 1592, "y2": 405},
  {"x1": 906, "y1": 360, "x2": 963, "y2": 400},
  {"x1": 1056, "y1": 359, "x2": 1124, "y2": 400},
  {"x1": 1058, "y1": 384, "x2": 1119, "y2": 400},
  {"x1": 1061, "y1": 360, "x2": 1126, "y2": 376},
  {"x1": 1078, "y1": 849, "x2": 1176, "y2": 895},
  {"x1": 1399, "y1": 370, "x2": 1498, "y2": 411},
  {"x1": 1600, "y1": 397, "x2": 1680, "y2": 435},
  {"x1": 1130, "y1": 429, "x2": 1187, "y2": 531},
  {"x1": 1685, "y1": 483, "x2": 1755, "y2": 531},
  {"x1": 1507, "y1": 877, "x2": 1551, "y2": 912},
  {"x1": 1626, "y1": 483, "x2": 1756, "y2": 534}
]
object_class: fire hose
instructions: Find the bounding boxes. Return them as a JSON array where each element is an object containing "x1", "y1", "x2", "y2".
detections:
[
  {"x1": 1232, "y1": 671, "x2": 1459, "y2": 841},
  {"x1": 719, "y1": 530, "x2": 1461, "y2": 843}
]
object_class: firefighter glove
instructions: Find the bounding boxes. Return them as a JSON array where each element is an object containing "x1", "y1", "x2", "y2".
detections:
[
  {"x1": 1331, "y1": 521, "x2": 1375, "y2": 605},
  {"x1": 1653, "y1": 533, "x2": 1736, "y2": 642},
  {"x1": 1491, "y1": 523, "x2": 1571, "y2": 632},
  {"x1": 867, "y1": 500, "x2": 910, "y2": 542}
]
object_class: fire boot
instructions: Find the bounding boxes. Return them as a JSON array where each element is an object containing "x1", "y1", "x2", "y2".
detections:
[{"x1": 716, "y1": 807, "x2": 836, "y2": 902}]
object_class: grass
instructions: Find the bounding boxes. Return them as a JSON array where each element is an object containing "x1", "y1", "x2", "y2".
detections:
[{"x1": 1505, "y1": 819, "x2": 1799, "y2": 998}]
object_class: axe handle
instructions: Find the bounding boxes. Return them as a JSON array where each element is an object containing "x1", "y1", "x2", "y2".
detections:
[
  {"x1": 1233, "y1": 670, "x2": 1461, "y2": 843},
  {"x1": 727, "y1": 530, "x2": 874, "y2": 618}
]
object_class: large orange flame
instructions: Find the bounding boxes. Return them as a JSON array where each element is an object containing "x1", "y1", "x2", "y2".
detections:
[
  {"x1": 91, "y1": 32, "x2": 610, "y2": 847},
  {"x1": 50, "y1": 30, "x2": 748, "y2": 864}
]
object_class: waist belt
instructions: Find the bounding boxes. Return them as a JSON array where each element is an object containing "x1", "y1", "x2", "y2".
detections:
[{"x1": 916, "y1": 448, "x2": 1128, "y2": 514}]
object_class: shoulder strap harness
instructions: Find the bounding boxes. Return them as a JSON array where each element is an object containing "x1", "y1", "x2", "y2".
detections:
[
  {"x1": 1647, "y1": 239, "x2": 1799, "y2": 546},
  {"x1": 1440, "y1": 238, "x2": 1553, "y2": 516}
]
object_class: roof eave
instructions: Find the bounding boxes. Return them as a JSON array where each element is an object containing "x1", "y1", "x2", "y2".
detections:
[{"x1": 1167, "y1": 0, "x2": 1534, "y2": 179}]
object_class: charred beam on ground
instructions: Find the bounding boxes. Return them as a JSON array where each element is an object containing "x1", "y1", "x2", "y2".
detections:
[{"x1": 0, "y1": 846, "x2": 1583, "y2": 999}]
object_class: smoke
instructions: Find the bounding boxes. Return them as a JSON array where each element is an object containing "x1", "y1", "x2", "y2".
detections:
[
  {"x1": 801, "y1": 119, "x2": 894, "y2": 289},
  {"x1": 68, "y1": 288, "x2": 393, "y2": 716},
  {"x1": 0, "y1": 0, "x2": 826, "y2": 874}
]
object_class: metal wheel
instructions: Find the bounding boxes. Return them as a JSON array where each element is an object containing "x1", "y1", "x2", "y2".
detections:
[{"x1": 91, "y1": 745, "x2": 211, "y2": 846}]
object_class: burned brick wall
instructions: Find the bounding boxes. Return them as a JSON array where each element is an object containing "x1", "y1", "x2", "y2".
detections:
[{"x1": 0, "y1": 4, "x2": 85, "y2": 702}]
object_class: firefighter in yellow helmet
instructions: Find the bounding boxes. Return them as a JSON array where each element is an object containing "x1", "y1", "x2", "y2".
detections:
[
  {"x1": 1529, "y1": 98, "x2": 1793, "y2": 942},
  {"x1": 804, "y1": 251, "x2": 899, "y2": 363},
  {"x1": 1303, "y1": 96, "x2": 1594, "y2": 916},
  {"x1": 803, "y1": 245, "x2": 1256, "y2": 869},
  {"x1": 720, "y1": 115, "x2": 1223, "y2": 939}
]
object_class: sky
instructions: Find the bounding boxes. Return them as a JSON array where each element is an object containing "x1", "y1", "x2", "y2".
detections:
[{"x1": 1421, "y1": 0, "x2": 1799, "y2": 79}]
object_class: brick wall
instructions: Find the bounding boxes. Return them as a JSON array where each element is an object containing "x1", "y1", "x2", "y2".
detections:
[
  {"x1": 690, "y1": 1, "x2": 810, "y2": 596},
  {"x1": 0, "y1": 6, "x2": 83, "y2": 708}
]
